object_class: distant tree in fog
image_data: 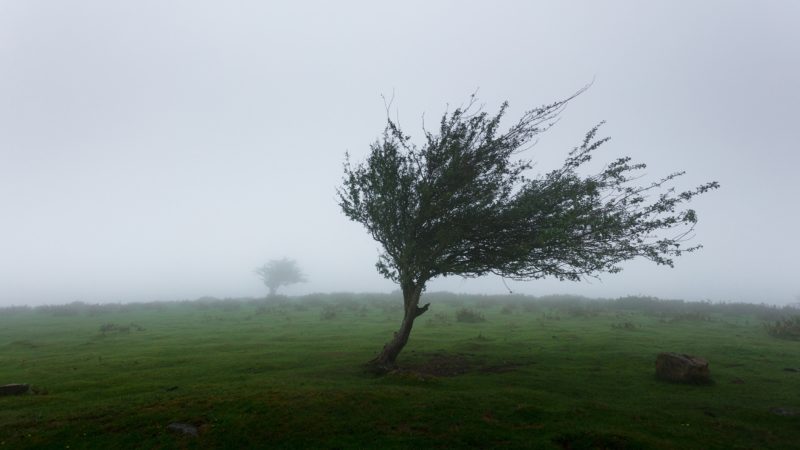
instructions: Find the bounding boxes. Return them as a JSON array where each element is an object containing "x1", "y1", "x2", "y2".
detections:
[
  {"x1": 338, "y1": 89, "x2": 719, "y2": 372},
  {"x1": 254, "y1": 258, "x2": 306, "y2": 297}
]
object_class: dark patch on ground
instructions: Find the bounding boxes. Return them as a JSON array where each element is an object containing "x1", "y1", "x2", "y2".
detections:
[
  {"x1": 8, "y1": 340, "x2": 41, "y2": 349},
  {"x1": 479, "y1": 361, "x2": 529, "y2": 373},
  {"x1": 553, "y1": 430, "x2": 645, "y2": 449},
  {"x1": 721, "y1": 363, "x2": 745, "y2": 368},
  {"x1": 403, "y1": 352, "x2": 472, "y2": 377},
  {"x1": 242, "y1": 366, "x2": 273, "y2": 374},
  {"x1": 394, "y1": 352, "x2": 531, "y2": 377}
]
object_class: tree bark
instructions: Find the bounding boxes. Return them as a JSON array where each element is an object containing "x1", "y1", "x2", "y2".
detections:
[{"x1": 368, "y1": 283, "x2": 429, "y2": 373}]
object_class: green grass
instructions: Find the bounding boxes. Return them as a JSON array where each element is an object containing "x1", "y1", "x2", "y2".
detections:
[{"x1": 1, "y1": 295, "x2": 799, "y2": 449}]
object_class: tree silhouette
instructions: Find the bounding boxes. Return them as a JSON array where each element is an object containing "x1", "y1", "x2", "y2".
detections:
[{"x1": 254, "y1": 258, "x2": 306, "y2": 297}]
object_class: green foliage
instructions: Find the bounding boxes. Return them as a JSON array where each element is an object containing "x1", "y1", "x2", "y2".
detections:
[{"x1": 338, "y1": 91, "x2": 719, "y2": 289}]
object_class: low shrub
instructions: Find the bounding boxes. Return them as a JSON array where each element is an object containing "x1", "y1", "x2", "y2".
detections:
[
  {"x1": 500, "y1": 304, "x2": 518, "y2": 315},
  {"x1": 320, "y1": 305, "x2": 338, "y2": 320},
  {"x1": 764, "y1": 316, "x2": 800, "y2": 340},
  {"x1": 456, "y1": 308, "x2": 486, "y2": 323},
  {"x1": 664, "y1": 312, "x2": 713, "y2": 323},
  {"x1": 540, "y1": 312, "x2": 561, "y2": 321},
  {"x1": 612, "y1": 321, "x2": 638, "y2": 330}
]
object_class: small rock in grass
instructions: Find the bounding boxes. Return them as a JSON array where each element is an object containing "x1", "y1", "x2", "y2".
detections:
[
  {"x1": 783, "y1": 368, "x2": 799, "y2": 373},
  {"x1": 0, "y1": 384, "x2": 30, "y2": 396},
  {"x1": 167, "y1": 422, "x2": 199, "y2": 437},
  {"x1": 655, "y1": 352, "x2": 712, "y2": 384}
]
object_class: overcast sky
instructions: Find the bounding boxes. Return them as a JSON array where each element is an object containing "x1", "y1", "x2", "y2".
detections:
[{"x1": 1, "y1": 1, "x2": 798, "y2": 306}]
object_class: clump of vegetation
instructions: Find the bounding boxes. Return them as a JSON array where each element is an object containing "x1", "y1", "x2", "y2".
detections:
[
  {"x1": 320, "y1": 305, "x2": 338, "y2": 320},
  {"x1": 475, "y1": 298, "x2": 498, "y2": 309},
  {"x1": 540, "y1": 312, "x2": 562, "y2": 321},
  {"x1": 99, "y1": 323, "x2": 144, "y2": 335},
  {"x1": 664, "y1": 312, "x2": 713, "y2": 323},
  {"x1": 292, "y1": 303, "x2": 309, "y2": 312},
  {"x1": 456, "y1": 308, "x2": 486, "y2": 323},
  {"x1": 522, "y1": 302, "x2": 540, "y2": 313},
  {"x1": 565, "y1": 305, "x2": 601, "y2": 318},
  {"x1": 612, "y1": 321, "x2": 639, "y2": 331},
  {"x1": 764, "y1": 316, "x2": 800, "y2": 340},
  {"x1": 38, "y1": 302, "x2": 82, "y2": 316},
  {"x1": 255, "y1": 304, "x2": 287, "y2": 315},
  {"x1": 0, "y1": 305, "x2": 31, "y2": 316},
  {"x1": 500, "y1": 304, "x2": 518, "y2": 315}
]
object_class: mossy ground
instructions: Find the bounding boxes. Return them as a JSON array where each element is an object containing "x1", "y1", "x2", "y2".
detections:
[{"x1": 1, "y1": 294, "x2": 798, "y2": 449}]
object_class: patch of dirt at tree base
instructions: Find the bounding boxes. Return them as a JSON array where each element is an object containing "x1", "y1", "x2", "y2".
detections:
[{"x1": 396, "y1": 352, "x2": 531, "y2": 377}]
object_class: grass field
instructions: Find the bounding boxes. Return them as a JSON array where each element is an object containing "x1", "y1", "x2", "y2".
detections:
[{"x1": 1, "y1": 293, "x2": 799, "y2": 449}]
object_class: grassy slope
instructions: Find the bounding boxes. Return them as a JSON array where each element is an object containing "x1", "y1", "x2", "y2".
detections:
[{"x1": 0, "y1": 296, "x2": 798, "y2": 449}]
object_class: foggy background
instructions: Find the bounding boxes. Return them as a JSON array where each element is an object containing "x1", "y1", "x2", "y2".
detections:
[{"x1": 1, "y1": 1, "x2": 798, "y2": 306}]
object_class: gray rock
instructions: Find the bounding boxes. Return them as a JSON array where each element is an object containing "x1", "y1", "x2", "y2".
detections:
[
  {"x1": 0, "y1": 384, "x2": 30, "y2": 396},
  {"x1": 167, "y1": 422, "x2": 199, "y2": 437},
  {"x1": 770, "y1": 407, "x2": 797, "y2": 416},
  {"x1": 655, "y1": 352, "x2": 711, "y2": 384}
]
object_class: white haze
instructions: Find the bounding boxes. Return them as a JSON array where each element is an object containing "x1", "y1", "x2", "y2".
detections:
[{"x1": 1, "y1": 1, "x2": 798, "y2": 306}]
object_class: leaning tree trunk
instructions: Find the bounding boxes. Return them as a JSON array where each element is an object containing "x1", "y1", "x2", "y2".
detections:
[{"x1": 369, "y1": 283, "x2": 429, "y2": 372}]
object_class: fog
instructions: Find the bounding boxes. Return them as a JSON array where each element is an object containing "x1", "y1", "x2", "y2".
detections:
[{"x1": 1, "y1": 1, "x2": 798, "y2": 306}]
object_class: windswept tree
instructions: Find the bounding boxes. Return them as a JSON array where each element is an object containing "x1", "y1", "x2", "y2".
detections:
[
  {"x1": 254, "y1": 258, "x2": 306, "y2": 297},
  {"x1": 338, "y1": 91, "x2": 719, "y2": 371}
]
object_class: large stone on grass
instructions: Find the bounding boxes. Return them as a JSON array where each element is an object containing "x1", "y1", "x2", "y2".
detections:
[
  {"x1": 655, "y1": 352, "x2": 711, "y2": 384},
  {"x1": 0, "y1": 384, "x2": 30, "y2": 396}
]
